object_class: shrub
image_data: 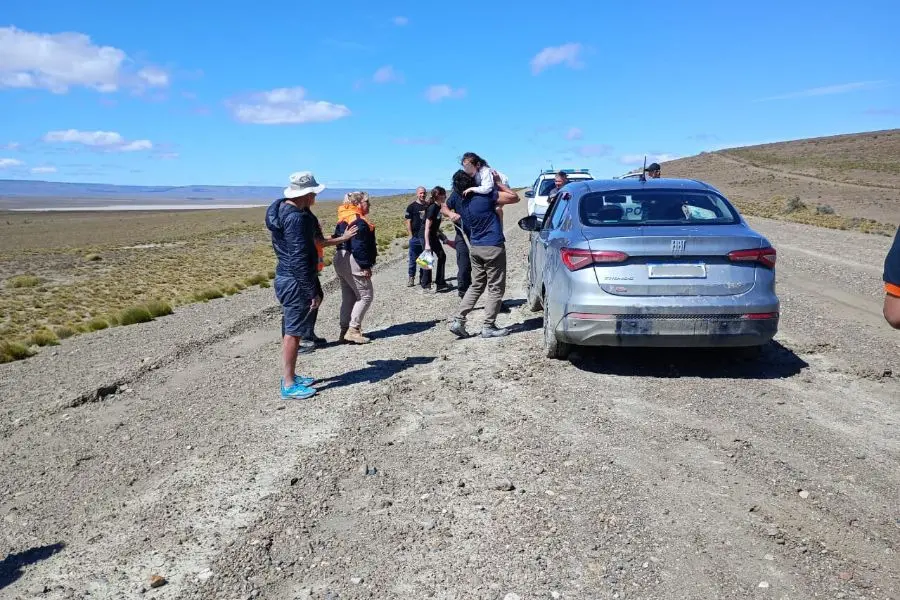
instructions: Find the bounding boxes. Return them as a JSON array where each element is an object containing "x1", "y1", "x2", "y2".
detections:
[
  {"x1": 194, "y1": 288, "x2": 224, "y2": 301},
  {"x1": 119, "y1": 306, "x2": 153, "y2": 326},
  {"x1": 267, "y1": 270, "x2": 276, "y2": 279},
  {"x1": 6, "y1": 275, "x2": 41, "y2": 289},
  {"x1": 259, "y1": 280, "x2": 271, "y2": 288},
  {"x1": 85, "y1": 253, "x2": 102, "y2": 262},
  {"x1": 29, "y1": 329, "x2": 59, "y2": 347},
  {"x1": 145, "y1": 300, "x2": 173, "y2": 318},
  {"x1": 107, "y1": 314, "x2": 120, "y2": 327},
  {"x1": 88, "y1": 318, "x2": 109, "y2": 331},
  {"x1": 222, "y1": 285, "x2": 239, "y2": 296},
  {"x1": 55, "y1": 325, "x2": 77, "y2": 339},
  {"x1": 815, "y1": 204, "x2": 836, "y2": 215},
  {"x1": 0, "y1": 341, "x2": 33, "y2": 363},
  {"x1": 784, "y1": 196, "x2": 807, "y2": 213},
  {"x1": 245, "y1": 273, "x2": 267, "y2": 286}
]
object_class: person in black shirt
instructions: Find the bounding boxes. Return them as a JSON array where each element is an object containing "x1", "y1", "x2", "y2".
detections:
[
  {"x1": 404, "y1": 187, "x2": 428, "y2": 287},
  {"x1": 883, "y1": 227, "x2": 900, "y2": 328},
  {"x1": 421, "y1": 186, "x2": 451, "y2": 292}
]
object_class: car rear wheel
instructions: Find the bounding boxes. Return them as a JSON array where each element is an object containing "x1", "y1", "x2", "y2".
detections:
[{"x1": 543, "y1": 302, "x2": 570, "y2": 360}]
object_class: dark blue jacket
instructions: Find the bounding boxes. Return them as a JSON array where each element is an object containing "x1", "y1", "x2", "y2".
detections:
[
  {"x1": 265, "y1": 199, "x2": 320, "y2": 297},
  {"x1": 334, "y1": 216, "x2": 378, "y2": 269}
]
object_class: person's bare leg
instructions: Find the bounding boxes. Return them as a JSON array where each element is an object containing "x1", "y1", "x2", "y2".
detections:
[{"x1": 282, "y1": 334, "x2": 300, "y2": 383}]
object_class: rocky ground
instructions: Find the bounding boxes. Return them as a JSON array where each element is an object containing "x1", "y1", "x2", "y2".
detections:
[{"x1": 1, "y1": 199, "x2": 898, "y2": 599}]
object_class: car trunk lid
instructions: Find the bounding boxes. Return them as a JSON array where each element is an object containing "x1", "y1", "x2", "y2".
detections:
[{"x1": 583, "y1": 225, "x2": 764, "y2": 296}]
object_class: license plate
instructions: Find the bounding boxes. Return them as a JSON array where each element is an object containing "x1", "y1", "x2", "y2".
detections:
[{"x1": 648, "y1": 263, "x2": 707, "y2": 279}]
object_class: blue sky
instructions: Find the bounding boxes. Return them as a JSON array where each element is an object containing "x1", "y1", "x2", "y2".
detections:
[{"x1": 1, "y1": 0, "x2": 898, "y2": 189}]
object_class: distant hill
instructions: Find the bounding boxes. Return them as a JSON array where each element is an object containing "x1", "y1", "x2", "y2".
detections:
[
  {"x1": 661, "y1": 129, "x2": 900, "y2": 225},
  {"x1": 0, "y1": 180, "x2": 414, "y2": 210}
]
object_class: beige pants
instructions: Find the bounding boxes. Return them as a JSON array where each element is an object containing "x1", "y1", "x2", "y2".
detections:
[
  {"x1": 333, "y1": 250, "x2": 374, "y2": 329},
  {"x1": 456, "y1": 244, "x2": 506, "y2": 327}
]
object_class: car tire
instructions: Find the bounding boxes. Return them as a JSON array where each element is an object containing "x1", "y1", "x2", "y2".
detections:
[
  {"x1": 543, "y1": 302, "x2": 570, "y2": 360},
  {"x1": 525, "y1": 272, "x2": 542, "y2": 312}
]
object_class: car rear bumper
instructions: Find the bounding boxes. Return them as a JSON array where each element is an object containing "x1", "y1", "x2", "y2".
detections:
[{"x1": 557, "y1": 313, "x2": 778, "y2": 348}]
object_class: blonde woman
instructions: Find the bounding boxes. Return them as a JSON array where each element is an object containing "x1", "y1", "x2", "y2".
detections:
[{"x1": 332, "y1": 192, "x2": 377, "y2": 343}]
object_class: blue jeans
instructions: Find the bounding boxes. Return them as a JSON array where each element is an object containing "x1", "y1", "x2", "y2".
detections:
[{"x1": 408, "y1": 238, "x2": 424, "y2": 278}]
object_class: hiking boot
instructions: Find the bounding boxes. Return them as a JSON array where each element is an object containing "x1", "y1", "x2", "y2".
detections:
[
  {"x1": 344, "y1": 326, "x2": 371, "y2": 344},
  {"x1": 310, "y1": 335, "x2": 327, "y2": 346},
  {"x1": 407, "y1": 276, "x2": 416, "y2": 287},
  {"x1": 296, "y1": 340, "x2": 316, "y2": 354},
  {"x1": 481, "y1": 324, "x2": 510, "y2": 338},
  {"x1": 338, "y1": 326, "x2": 349, "y2": 343},
  {"x1": 449, "y1": 318, "x2": 470, "y2": 338}
]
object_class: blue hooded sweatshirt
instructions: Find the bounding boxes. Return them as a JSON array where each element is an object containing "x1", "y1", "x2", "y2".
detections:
[{"x1": 265, "y1": 198, "x2": 320, "y2": 298}]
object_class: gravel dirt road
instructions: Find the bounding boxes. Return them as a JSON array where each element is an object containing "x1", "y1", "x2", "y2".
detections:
[{"x1": 1, "y1": 199, "x2": 898, "y2": 599}]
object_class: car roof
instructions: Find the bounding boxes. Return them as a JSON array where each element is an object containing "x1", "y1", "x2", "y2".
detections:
[
  {"x1": 538, "y1": 172, "x2": 592, "y2": 179},
  {"x1": 568, "y1": 178, "x2": 720, "y2": 193}
]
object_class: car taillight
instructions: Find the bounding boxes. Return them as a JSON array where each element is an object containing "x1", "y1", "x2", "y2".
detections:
[
  {"x1": 727, "y1": 247, "x2": 777, "y2": 269},
  {"x1": 560, "y1": 248, "x2": 629, "y2": 271}
]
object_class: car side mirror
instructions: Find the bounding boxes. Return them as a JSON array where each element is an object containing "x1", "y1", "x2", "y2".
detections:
[
  {"x1": 524, "y1": 190, "x2": 535, "y2": 198},
  {"x1": 518, "y1": 215, "x2": 539, "y2": 231}
]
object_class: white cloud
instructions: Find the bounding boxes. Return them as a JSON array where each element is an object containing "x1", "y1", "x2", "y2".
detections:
[
  {"x1": 392, "y1": 16, "x2": 409, "y2": 26},
  {"x1": 393, "y1": 137, "x2": 440, "y2": 146},
  {"x1": 619, "y1": 153, "x2": 680, "y2": 165},
  {"x1": 373, "y1": 65, "x2": 402, "y2": 84},
  {"x1": 156, "y1": 152, "x2": 179, "y2": 159},
  {"x1": 138, "y1": 66, "x2": 169, "y2": 87},
  {"x1": 0, "y1": 158, "x2": 24, "y2": 168},
  {"x1": 120, "y1": 140, "x2": 153, "y2": 152},
  {"x1": 3, "y1": 142, "x2": 20, "y2": 151},
  {"x1": 758, "y1": 80, "x2": 887, "y2": 101},
  {"x1": 425, "y1": 84, "x2": 466, "y2": 103},
  {"x1": 229, "y1": 86, "x2": 351, "y2": 125},
  {"x1": 573, "y1": 144, "x2": 613, "y2": 158},
  {"x1": 530, "y1": 43, "x2": 584, "y2": 75},
  {"x1": 565, "y1": 127, "x2": 583, "y2": 141},
  {"x1": 30, "y1": 166, "x2": 57, "y2": 174},
  {"x1": 43, "y1": 129, "x2": 154, "y2": 152},
  {"x1": 0, "y1": 26, "x2": 169, "y2": 94}
]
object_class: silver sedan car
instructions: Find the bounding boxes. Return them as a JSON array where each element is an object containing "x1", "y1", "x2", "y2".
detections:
[{"x1": 519, "y1": 178, "x2": 779, "y2": 359}]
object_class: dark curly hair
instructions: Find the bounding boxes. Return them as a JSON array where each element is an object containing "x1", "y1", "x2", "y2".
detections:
[
  {"x1": 430, "y1": 185, "x2": 447, "y2": 202},
  {"x1": 452, "y1": 170, "x2": 476, "y2": 195}
]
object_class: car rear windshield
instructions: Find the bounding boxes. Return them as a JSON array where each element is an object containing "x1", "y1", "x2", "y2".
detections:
[
  {"x1": 579, "y1": 189, "x2": 740, "y2": 226},
  {"x1": 538, "y1": 177, "x2": 591, "y2": 196}
]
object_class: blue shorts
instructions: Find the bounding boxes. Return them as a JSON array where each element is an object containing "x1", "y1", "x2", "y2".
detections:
[{"x1": 274, "y1": 276, "x2": 315, "y2": 337}]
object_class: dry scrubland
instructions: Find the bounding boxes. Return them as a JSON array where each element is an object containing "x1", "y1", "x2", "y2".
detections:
[
  {"x1": 664, "y1": 128, "x2": 900, "y2": 234},
  {"x1": 0, "y1": 194, "x2": 414, "y2": 363},
  {"x1": 3, "y1": 129, "x2": 899, "y2": 363}
]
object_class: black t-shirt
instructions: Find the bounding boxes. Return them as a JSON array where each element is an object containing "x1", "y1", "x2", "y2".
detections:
[
  {"x1": 422, "y1": 203, "x2": 442, "y2": 241},
  {"x1": 404, "y1": 201, "x2": 427, "y2": 238},
  {"x1": 885, "y1": 227, "x2": 900, "y2": 297}
]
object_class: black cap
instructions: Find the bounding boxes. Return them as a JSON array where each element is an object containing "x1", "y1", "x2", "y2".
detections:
[{"x1": 646, "y1": 162, "x2": 661, "y2": 172}]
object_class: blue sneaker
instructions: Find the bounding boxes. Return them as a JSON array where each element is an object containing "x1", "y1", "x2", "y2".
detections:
[
  {"x1": 294, "y1": 375, "x2": 316, "y2": 387},
  {"x1": 281, "y1": 380, "x2": 317, "y2": 400}
]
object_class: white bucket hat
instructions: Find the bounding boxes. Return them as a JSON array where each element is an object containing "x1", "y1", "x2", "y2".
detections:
[{"x1": 283, "y1": 171, "x2": 326, "y2": 199}]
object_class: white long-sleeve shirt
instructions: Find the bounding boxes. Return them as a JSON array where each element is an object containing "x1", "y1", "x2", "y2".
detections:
[{"x1": 469, "y1": 166, "x2": 495, "y2": 195}]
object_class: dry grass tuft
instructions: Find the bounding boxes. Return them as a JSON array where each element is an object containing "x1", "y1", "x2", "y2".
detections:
[
  {"x1": 0, "y1": 341, "x2": 33, "y2": 363},
  {"x1": 6, "y1": 274, "x2": 41, "y2": 289},
  {"x1": 29, "y1": 328, "x2": 60, "y2": 347},
  {"x1": 118, "y1": 306, "x2": 154, "y2": 326}
]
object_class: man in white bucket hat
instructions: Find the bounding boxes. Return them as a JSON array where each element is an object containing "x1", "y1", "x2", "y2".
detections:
[{"x1": 266, "y1": 171, "x2": 356, "y2": 399}]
